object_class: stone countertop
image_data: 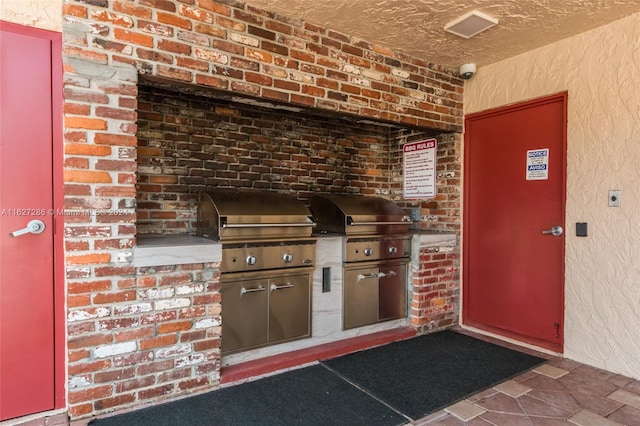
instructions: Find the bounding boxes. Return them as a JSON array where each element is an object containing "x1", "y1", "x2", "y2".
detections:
[
  {"x1": 131, "y1": 231, "x2": 457, "y2": 268},
  {"x1": 132, "y1": 235, "x2": 222, "y2": 268}
]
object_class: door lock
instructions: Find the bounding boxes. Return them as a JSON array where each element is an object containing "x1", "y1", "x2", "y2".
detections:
[
  {"x1": 541, "y1": 225, "x2": 563, "y2": 237},
  {"x1": 9, "y1": 220, "x2": 46, "y2": 237}
]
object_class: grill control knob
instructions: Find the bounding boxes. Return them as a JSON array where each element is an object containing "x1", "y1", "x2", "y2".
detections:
[
  {"x1": 364, "y1": 248, "x2": 373, "y2": 256},
  {"x1": 246, "y1": 255, "x2": 257, "y2": 266},
  {"x1": 388, "y1": 246, "x2": 397, "y2": 255},
  {"x1": 283, "y1": 253, "x2": 293, "y2": 263}
]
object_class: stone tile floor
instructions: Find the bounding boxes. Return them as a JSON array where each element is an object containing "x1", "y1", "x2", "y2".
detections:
[{"x1": 414, "y1": 331, "x2": 640, "y2": 426}]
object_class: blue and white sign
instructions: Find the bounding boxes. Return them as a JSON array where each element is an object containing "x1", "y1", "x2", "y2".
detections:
[{"x1": 526, "y1": 148, "x2": 549, "y2": 181}]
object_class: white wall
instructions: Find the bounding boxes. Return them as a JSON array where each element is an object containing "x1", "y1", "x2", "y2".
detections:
[
  {"x1": 0, "y1": 0, "x2": 62, "y2": 31},
  {"x1": 464, "y1": 13, "x2": 640, "y2": 379}
]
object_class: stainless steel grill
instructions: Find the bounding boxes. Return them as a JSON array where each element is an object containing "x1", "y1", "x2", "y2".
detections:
[
  {"x1": 197, "y1": 190, "x2": 315, "y2": 355},
  {"x1": 310, "y1": 194, "x2": 412, "y2": 330}
]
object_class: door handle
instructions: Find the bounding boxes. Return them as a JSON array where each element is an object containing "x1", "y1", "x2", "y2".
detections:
[
  {"x1": 541, "y1": 225, "x2": 563, "y2": 236},
  {"x1": 240, "y1": 286, "x2": 265, "y2": 295},
  {"x1": 9, "y1": 220, "x2": 46, "y2": 237},
  {"x1": 270, "y1": 283, "x2": 294, "y2": 292}
]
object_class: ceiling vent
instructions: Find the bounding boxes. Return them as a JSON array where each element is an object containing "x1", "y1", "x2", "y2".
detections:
[{"x1": 444, "y1": 10, "x2": 498, "y2": 39}]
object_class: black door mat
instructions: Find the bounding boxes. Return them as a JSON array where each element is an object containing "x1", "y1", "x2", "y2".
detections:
[
  {"x1": 89, "y1": 364, "x2": 407, "y2": 426},
  {"x1": 321, "y1": 330, "x2": 546, "y2": 420}
]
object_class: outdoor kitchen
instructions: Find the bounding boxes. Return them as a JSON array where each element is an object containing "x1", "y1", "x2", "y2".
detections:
[
  {"x1": 58, "y1": 0, "x2": 464, "y2": 418},
  {"x1": 131, "y1": 81, "x2": 459, "y2": 366}
]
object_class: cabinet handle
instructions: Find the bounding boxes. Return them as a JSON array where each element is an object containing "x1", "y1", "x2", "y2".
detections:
[
  {"x1": 357, "y1": 273, "x2": 378, "y2": 282},
  {"x1": 240, "y1": 285, "x2": 265, "y2": 295},
  {"x1": 270, "y1": 283, "x2": 294, "y2": 292},
  {"x1": 378, "y1": 271, "x2": 397, "y2": 279}
]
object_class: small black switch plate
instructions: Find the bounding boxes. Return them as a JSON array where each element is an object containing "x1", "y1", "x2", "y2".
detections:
[
  {"x1": 322, "y1": 267, "x2": 331, "y2": 293},
  {"x1": 576, "y1": 222, "x2": 588, "y2": 237}
]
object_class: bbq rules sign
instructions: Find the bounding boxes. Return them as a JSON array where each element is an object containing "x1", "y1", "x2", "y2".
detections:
[{"x1": 403, "y1": 138, "x2": 437, "y2": 199}]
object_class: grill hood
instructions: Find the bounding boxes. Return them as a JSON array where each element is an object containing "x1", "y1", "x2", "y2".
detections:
[
  {"x1": 197, "y1": 191, "x2": 315, "y2": 241},
  {"x1": 310, "y1": 194, "x2": 411, "y2": 236}
]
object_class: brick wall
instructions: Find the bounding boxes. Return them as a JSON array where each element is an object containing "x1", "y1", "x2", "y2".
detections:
[
  {"x1": 136, "y1": 84, "x2": 392, "y2": 234},
  {"x1": 67, "y1": 262, "x2": 221, "y2": 418},
  {"x1": 411, "y1": 246, "x2": 460, "y2": 332},
  {"x1": 62, "y1": 0, "x2": 464, "y2": 419}
]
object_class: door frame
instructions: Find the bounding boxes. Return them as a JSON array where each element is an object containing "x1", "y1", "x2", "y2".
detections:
[
  {"x1": 0, "y1": 20, "x2": 66, "y2": 412},
  {"x1": 462, "y1": 92, "x2": 568, "y2": 352}
]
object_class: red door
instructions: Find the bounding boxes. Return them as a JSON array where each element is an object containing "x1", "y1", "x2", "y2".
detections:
[
  {"x1": 463, "y1": 93, "x2": 567, "y2": 352},
  {"x1": 0, "y1": 22, "x2": 59, "y2": 420}
]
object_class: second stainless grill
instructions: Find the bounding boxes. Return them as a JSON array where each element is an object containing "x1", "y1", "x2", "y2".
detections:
[{"x1": 310, "y1": 194, "x2": 412, "y2": 330}]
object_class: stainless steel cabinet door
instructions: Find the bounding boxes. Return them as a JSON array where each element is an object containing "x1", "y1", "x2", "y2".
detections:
[
  {"x1": 221, "y1": 279, "x2": 268, "y2": 353},
  {"x1": 378, "y1": 262, "x2": 407, "y2": 321},
  {"x1": 268, "y1": 274, "x2": 311, "y2": 343},
  {"x1": 343, "y1": 266, "x2": 379, "y2": 329}
]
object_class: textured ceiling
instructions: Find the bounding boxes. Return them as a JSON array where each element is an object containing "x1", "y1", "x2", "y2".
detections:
[{"x1": 242, "y1": 0, "x2": 640, "y2": 68}]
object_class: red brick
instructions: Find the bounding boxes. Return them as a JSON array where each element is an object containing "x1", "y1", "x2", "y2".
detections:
[
  {"x1": 65, "y1": 144, "x2": 112, "y2": 156},
  {"x1": 156, "y1": 11, "x2": 192, "y2": 29},
  {"x1": 94, "y1": 133, "x2": 137, "y2": 146},
  {"x1": 63, "y1": 4, "x2": 87, "y2": 18},
  {"x1": 90, "y1": 10, "x2": 134, "y2": 27},
  {"x1": 68, "y1": 280, "x2": 112, "y2": 294},
  {"x1": 94, "y1": 368, "x2": 135, "y2": 384},
  {"x1": 114, "y1": 1, "x2": 152, "y2": 18},
  {"x1": 94, "y1": 393, "x2": 136, "y2": 410},
  {"x1": 64, "y1": 170, "x2": 111, "y2": 183},
  {"x1": 65, "y1": 157, "x2": 89, "y2": 169},
  {"x1": 115, "y1": 376, "x2": 156, "y2": 393},
  {"x1": 178, "y1": 377, "x2": 209, "y2": 391},
  {"x1": 137, "y1": 360, "x2": 175, "y2": 375},
  {"x1": 157, "y1": 321, "x2": 192, "y2": 334},
  {"x1": 68, "y1": 360, "x2": 111, "y2": 376},
  {"x1": 114, "y1": 28, "x2": 154, "y2": 47},
  {"x1": 65, "y1": 117, "x2": 108, "y2": 130},
  {"x1": 114, "y1": 327, "x2": 155, "y2": 342},
  {"x1": 93, "y1": 290, "x2": 136, "y2": 304},
  {"x1": 179, "y1": 5, "x2": 213, "y2": 23},
  {"x1": 138, "y1": 384, "x2": 174, "y2": 400},
  {"x1": 68, "y1": 294, "x2": 92, "y2": 307},
  {"x1": 139, "y1": 334, "x2": 177, "y2": 350}
]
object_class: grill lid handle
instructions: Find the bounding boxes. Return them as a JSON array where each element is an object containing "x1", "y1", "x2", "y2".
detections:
[{"x1": 220, "y1": 216, "x2": 315, "y2": 228}]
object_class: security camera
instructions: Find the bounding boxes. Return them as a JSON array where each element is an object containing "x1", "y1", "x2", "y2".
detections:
[{"x1": 459, "y1": 63, "x2": 477, "y2": 80}]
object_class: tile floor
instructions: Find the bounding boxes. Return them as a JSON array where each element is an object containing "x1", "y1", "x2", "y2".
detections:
[{"x1": 415, "y1": 331, "x2": 640, "y2": 426}]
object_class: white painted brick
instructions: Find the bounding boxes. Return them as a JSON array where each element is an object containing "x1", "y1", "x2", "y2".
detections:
[
  {"x1": 400, "y1": 98, "x2": 418, "y2": 107},
  {"x1": 175, "y1": 354, "x2": 205, "y2": 368},
  {"x1": 176, "y1": 284, "x2": 204, "y2": 295},
  {"x1": 194, "y1": 317, "x2": 222, "y2": 329},
  {"x1": 94, "y1": 341, "x2": 137, "y2": 358},
  {"x1": 391, "y1": 68, "x2": 410, "y2": 78},
  {"x1": 117, "y1": 251, "x2": 132, "y2": 263},
  {"x1": 141, "y1": 287, "x2": 175, "y2": 300},
  {"x1": 68, "y1": 375, "x2": 91, "y2": 389},
  {"x1": 156, "y1": 344, "x2": 191, "y2": 359},
  {"x1": 155, "y1": 298, "x2": 191, "y2": 310},
  {"x1": 68, "y1": 307, "x2": 110, "y2": 322},
  {"x1": 350, "y1": 77, "x2": 371, "y2": 87},
  {"x1": 194, "y1": 48, "x2": 228, "y2": 65},
  {"x1": 409, "y1": 90, "x2": 425, "y2": 100},
  {"x1": 229, "y1": 32, "x2": 259, "y2": 47},
  {"x1": 362, "y1": 69, "x2": 384, "y2": 81},
  {"x1": 114, "y1": 303, "x2": 153, "y2": 315},
  {"x1": 341, "y1": 64, "x2": 361, "y2": 75},
  {"x1": 289, "y1": 71, "x2": 314, "y2": 83}
]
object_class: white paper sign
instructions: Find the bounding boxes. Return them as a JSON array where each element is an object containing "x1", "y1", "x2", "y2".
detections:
[
  {"x1": 403, "y1": 138, "x2": 437, "y2": 198},
  {"x1": 526, "y1": 148, "x2": 549, "y2": 181}
]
